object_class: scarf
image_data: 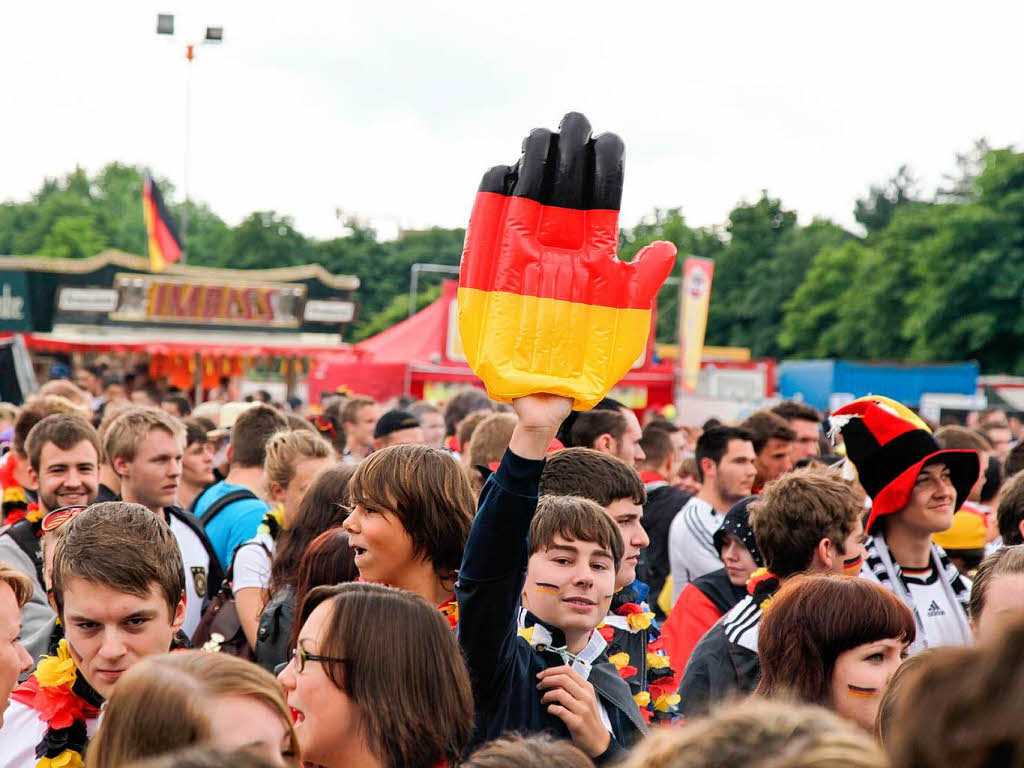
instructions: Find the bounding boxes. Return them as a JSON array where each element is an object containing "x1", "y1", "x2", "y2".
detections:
[
  {"x1": 256, "y1": 506, "x2": 284, "y2": 540},
  {"x1": 1, "y1": 453, "x2": 40, "y2": 527},
  {"x1": 863, "y1": 531, "x2": 972, "y2": 650}
]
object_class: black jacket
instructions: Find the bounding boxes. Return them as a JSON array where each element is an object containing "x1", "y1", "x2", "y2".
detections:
[
  {"x1": 457, "y1": 450, "x2": 646, "y2": 764},
  {"x1": 678, "y1": 595, "x2": 762, "y2": 718},
  {"x1": 638, "y1": 483, "x2": 690, "y2": 615}
]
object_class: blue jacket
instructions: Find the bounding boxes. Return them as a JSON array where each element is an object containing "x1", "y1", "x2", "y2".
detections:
[{"x1": 456, "y1": 449, "x2": 646, "y2": 764}]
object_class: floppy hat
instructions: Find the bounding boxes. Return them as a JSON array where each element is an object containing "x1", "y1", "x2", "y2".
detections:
[
  {"x1": 831, "y1": 399, "x2": 979, "y2": 533},
  {"x1": 932, "y1": 508, "x2": 987, "y2": 551}
]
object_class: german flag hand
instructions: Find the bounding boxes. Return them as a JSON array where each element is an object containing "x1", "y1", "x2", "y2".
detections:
[{"x1": 458, "y1": 112, "x2": 677, "y2": 411}]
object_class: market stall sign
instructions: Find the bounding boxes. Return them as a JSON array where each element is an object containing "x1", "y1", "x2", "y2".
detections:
[
  {"x1": 303, "y1": 299, "x2": 355, "y2": 324},
  {"x1": 110, "y1": 273, "x2": 306, "y2": 328},
  {"x1": 0, "y1": 273, "x2": 30, "y2": 331}
]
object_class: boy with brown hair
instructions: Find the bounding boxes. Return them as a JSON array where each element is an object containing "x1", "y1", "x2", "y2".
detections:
[
  {"x1": 679, "y1": 468, "x2": 866, "y2": 718},
  {"x1": 739, "y1": 410, "x2": 796, "y2": 492},
  {"x1": 458, "y1": 395, "x2": 646, "y2": 764},
  {"x1": 0, "y1": 502, "x2": 189, "y2": 767},
  {"x1": 340, "y1": 396, "x2": 380, "y2": 463}
]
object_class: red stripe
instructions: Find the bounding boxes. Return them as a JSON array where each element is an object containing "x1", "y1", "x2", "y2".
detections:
[
  {"x1": 460, "y1": 192, "x2": 673, "y2": 310},
  {"x1": 145, "y1": 196, "x2": 182, "y2": 267}
]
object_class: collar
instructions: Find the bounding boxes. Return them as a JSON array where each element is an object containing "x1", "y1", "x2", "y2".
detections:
[{"x1": 518, "y1": 611, "x2": 607, "y2": 680}]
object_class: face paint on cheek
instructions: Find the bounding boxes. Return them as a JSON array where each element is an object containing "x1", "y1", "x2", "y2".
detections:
[
  {"x1": 534, "y1": 582, "x2": 559, "y2": 596},
  {"x1": 843, "y1": 553, "x2": 864, "y2": 575},
  {"x1": 846, "y1": 684, "x2": 878, "y2": 699}
]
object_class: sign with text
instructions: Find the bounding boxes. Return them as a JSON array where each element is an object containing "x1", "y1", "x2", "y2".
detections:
[{"x1": 0, "y1": 272, "x2": 29, "y2": 331}]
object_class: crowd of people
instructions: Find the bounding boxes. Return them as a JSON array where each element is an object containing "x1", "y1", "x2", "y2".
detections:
[{"x1": 1, "y1": 371, "x2": 1024, "y2": 768}]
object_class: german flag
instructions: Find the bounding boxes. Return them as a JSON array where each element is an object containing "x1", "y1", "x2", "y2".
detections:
[
  {"x1": 143, "y1": 173, "x2": 183, "y2": 272},
  {"x1": 458, "y1": 112, "x2": 676, "y2": 410}
]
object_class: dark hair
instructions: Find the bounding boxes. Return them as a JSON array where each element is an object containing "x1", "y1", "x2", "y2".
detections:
[
  {"x1": 296, "y1": 583, "x2": 474, "y2": 768},
  {"x1": 749, "y1": 468, "x2": 863, "y2": 578},
  {"x1": 997, "y1": 471, "x2": 1024, "y2": 546},
  {"x1": 463, "y1": 734, "x2": 593, "y2": 768},
  {"x1": 349, "y1": 444, "x2": 474, "y2": 579},
  {"x1": 968, "y1": 545, "x2": 1024, "y2": 620},
  {"x1": 458, "y1": 410, "x2": 491, "y2": 453},
  {"x1": 540, "y1": 448, "x2": 646, "y2": 507},
  {"x1": 639, "y1": 426, "x2": 675, "y2": 469},
  {"x1": 1005, "y1": 440, "x2": 1024, "y2": 478},
  {"x1": 183, "y1": 418, "x2": 209, "y2": 448},
  {"x1": 268, "y1": 464, "x2": 355, "y2": 601},
  {"x1": 568, "y1": 409, "x2": 628, "y2": 449},
  {"x1": 771, "y1": 401, "x2": 821, "y2": 424},
  {"x1": 288, "y1": 528, "x2": 358, "y2": 651},
  {"x1": 161, "y1": 394, "x2": 192, "y2": 418},
  {"x1": 443, "y1": 388, "x2": 492, "y2": 437},
  {"x1": 529, "y1": 495, "x2": 624, "y2": 572},
  {"x1": 695, "y1": 426, "x2": 754, "y2": 482},
  {"x1": 13, "y1": 394, "x2": 80, "y2": 456},
  {"x1": 25, "y1": 413, "x2": 101, "y2": 472},
  {"x1": 740, "y1": 411, "x2": 796, "y2": 454},
  {"x1": 980, "y1": 455, "x2": 1003, "y2": 505},
  {"x1": 229, "y1": 405, "x2": 287, "y2": 468},
  {"x1": 340, "y1": 396, "x2": 377, "y2": 426},
  {"x1": 756, "y1": 574, "x2": 915, "y2": 706}
]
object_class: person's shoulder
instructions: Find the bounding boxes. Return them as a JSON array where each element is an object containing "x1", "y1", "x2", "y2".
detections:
[{"x1": 0, "y1": 700, "x2": 46, "y2": 765}]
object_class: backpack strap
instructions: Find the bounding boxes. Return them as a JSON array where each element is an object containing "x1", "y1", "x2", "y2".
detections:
[
  {"x1": 167, "y1": 505, "x2": 227, "y2": 598},
  {"x1": 0, "y1": 519, "x2": 43, "y2": 587},
  {"x1": 199, "y1": 489, "x2": 259, "y2": 527}
]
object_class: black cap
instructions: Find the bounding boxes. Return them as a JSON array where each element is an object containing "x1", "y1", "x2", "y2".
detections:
[
  {"x1": 374, "y1": 410, "x2": 420, "y2": 440},
  {"x1": 713, "y1": 496, "x2": 764, "y2": 568}
]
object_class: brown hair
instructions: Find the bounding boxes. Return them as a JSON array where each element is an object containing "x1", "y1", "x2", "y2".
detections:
[
  {"x1": 229, "y1": 405, "x2": 288, "y2": 468},
  {"x1": 284, "y1": 413, "x2": 314, "y2": 433},
  {"x1": 771, "y1": 401, "x2": 822, "y2": 425},
  {"x1": 568, "y1": 409, "x2": 628, "y2": 449},
  {"x1": 12, "y1": 394, "x2": 80, "y2": 457},
  {"x1": 51, "y1": 501, "x2": 185, "y2": 619},
  {"x1": 639, "y1": 426, "x2": 675, "y2": 470},
  {"x1": 463, "y1": 734, "x2": 593, "y2": 768},
  {"x1": 678, "y1": 456, "x2": 699, "y2": 480},
  {"x1": 288, "y1": 527, "x2": 359, "y2": 651},
  {"x1": 465, "y1": 413, "x2": 516, "y2": 468},
  {"x1": 756, "y1": 574, "x2": 915, "y2": 706},
  {"x1": 125, "y1": 747, "x2": 282, "y2": 768},
  {"x1": 296, "y1": 583, "x2": 474, "y2": 768},
  {"x1": 340, "y1": 396, "x2": 377, "y2": 426},
  {"x1": 269, "y1": 464, "x2": 356, "y2": 601},
  {"x1": 969, "y1": 544, "x2": 1024, "y2": 620},
  {"x1": 1005, "y1": 439, "x2": 1024, "y2": 478},
  {"x1": 442, "y1": 388, "x2": 491, "y2": 437},
  {"x1": 262, "y1": 429, "x2": 334, "y2": 494},
  {"x1": 934, "y1": 426, "x2": 993, "y2": 452},
  {"x1": 529, "y1": 495, "x2": 624, "y2": 571},
  {"x1": 540, "y1": 448, "x2": 646, "y2": 507},
  {"x1": 749, "y1": 468, "x2": 863, "y2": 578},
  {"x1": 616, "y1": 697, "x2": 886, "y2": 768},
  {"x1": 85, "y1": 651, "x2": 298, "y2": 768},
  {"x1": 458, "y1": 410, "x2": 491, "y2": 454},
  {"x1": 873, "y1": 648, "x2": 940, "y2": 746},
  {"x1": 885, "y1": 631, "x2": 1024, "y2": 768},
  {"x1": 997, "y1": 471, "x2": 1024, "y2": 546},
  {"x1": 38, "y1": 379, "x2": 91, "y2": 408},
  {"x1": 103, "y1": 407, "x2": 185, "y2": 465},
  {"x1": 183, "y1": 418, "x2": 210, "y2": 448},
  {"x1": 740, "y1": 410, "x2": 796, "y2": 453},
  {"x1": 349, "y1": 444, "x2": 474, "y2": 579},
  {"x1": 0, "y1": 561, "x2": 32, "y2": 607},
  {"x1": 25, "y1": 412, "x2": 101, "y2": 473}
]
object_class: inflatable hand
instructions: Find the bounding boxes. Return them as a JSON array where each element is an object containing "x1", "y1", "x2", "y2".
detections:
[{"x1": 458, "y1": 112, "x2": 677, "y2": 410}]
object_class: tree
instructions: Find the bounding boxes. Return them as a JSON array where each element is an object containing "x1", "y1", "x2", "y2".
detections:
[
  {"x1": 37, "y1": 215, "x2": 106, "y2": 260},
  {"x1": 227, "y1": 211, "x2": 313, "y2": 270}
]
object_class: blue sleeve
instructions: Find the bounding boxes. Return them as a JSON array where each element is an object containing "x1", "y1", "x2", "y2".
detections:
[
  {"x1": 456, "y1": 448, "x2": 545, "y2": 697},
  {"x1": 223, "y1": 500, "x2": 268, "y2": 568}
]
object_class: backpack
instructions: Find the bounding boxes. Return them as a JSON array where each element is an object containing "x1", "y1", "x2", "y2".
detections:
[
  {"x1": 191, "y1": 539, "x2": 269, "y2": 660},
  {"x1": 254, "y1": 585, "x2": 295, "y2": 674},
  {"x1": 199, "y1": 488, "x2": 259, "y2": 526}
]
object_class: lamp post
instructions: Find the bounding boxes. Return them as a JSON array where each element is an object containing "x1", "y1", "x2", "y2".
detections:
[{"x1": 156, "y1": 14, "x2": 223, "y2": 265}]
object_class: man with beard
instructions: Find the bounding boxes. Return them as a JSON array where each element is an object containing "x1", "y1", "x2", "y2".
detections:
[
  {"x1": 0, "y1": 413, "x2": 99, "y2": 655},
  {"x1": 668, "y1": 427, "x2": 756, "y2": 604}
]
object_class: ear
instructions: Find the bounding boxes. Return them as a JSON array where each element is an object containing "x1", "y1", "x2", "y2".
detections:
[
  {"x1": 111, "y1": 455, "x2": 132, "y2": 480},
  {"x1": 699, "y1": 456, "x2": 715, "y2": 480},
  {"x1": 813, "y1": 537, "x2": 836, "y2": 571},
  {"x1": 171, "y1": 591, "x2": 187, "y2": 635},
  {"x1": 226, "y1": 444, "x2": 235, "y2": 463},
  {"x1": 594, "y1": 433, "x2": 615, "y2": 453},
  {"x1": 26, "y1": 464, "x2": 39, "y2": 491},
  {"x1": 269, "y1": 481, "x2": 287, "y2": 505},
  {"x1": 660, "y1": 455, "x2": 674, "y2": 478},
  {"x1": 1018, "y1": 519, "x2": 1024, "y2": 545}
]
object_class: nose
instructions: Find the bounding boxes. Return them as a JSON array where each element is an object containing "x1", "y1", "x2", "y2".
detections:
[
  {"x1": 634, "y1": 524, "x2": 650, "y2": 549},
  {"x1": 16, "y1": 641, "x2": 32, "y2": 674},
  {"x1": 342, "y1": 512, "x2": 358, "y2": 533},
  {"x1": 99, "y1": 628, "x2": 128, "y2": 659},
  {"x1": 277, "y1": 657, "x2": 297, "y2": 690},
  {"x1": 573, "y1": 564, "x2": 595, "y2": 587},
  {"x1": 635, "y1": 445, "x2": 646, "y2": 463}
]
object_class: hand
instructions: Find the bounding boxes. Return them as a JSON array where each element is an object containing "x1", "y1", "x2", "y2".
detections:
[
  {"x1": 508, "y1": 394, "x2": 572, "y2": 459},
  {"x1": 458, "y1": 112, "x2": 677, "y2": 411},
  {"x1": 537, "y1": 664, "x2": 611, "y2": 758}
]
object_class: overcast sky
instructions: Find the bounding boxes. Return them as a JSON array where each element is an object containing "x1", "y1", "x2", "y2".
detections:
[{"x1": 4, "y1": 1, "x2": 1024, "y2": 244}]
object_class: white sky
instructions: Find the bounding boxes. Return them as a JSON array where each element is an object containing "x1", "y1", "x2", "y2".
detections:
[{"x1": 3, "y1": 1, "x2": 1024, "y2": 244}]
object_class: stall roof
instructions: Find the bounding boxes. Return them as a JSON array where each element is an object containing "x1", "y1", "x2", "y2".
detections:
[{"x1": 4, "y1": 330, "x2": 347, "y2": 358}]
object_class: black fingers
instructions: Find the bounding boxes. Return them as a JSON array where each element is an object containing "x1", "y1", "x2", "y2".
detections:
[
  {"x1": 514, "y1": 128, "x2": 555, "y2": 202},
  {"x1": 591, "y1": 132, "x2": 624, "y2": 211},
  {"x1": 478, "y1": 164, "x2": 517, "y2": 196},
  {"x1": 549, "y1": 112, "x2": 592, "y2": 211}
]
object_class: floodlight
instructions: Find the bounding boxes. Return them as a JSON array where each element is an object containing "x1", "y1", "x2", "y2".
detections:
[
  {"x1": 157, "y1": 14, "x2": 174, "y2": 35},
  {"x1": 205, "y1": 26, "x2": 223, "y2": 43}
]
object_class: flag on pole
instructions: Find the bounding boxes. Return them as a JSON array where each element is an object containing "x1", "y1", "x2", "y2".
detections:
[
  {"x1": 678, "y1": 257, "x2": 714, "y2": 393},
  {"x1": 142, "y1": 173, "x2": 183, "y2": 272}
]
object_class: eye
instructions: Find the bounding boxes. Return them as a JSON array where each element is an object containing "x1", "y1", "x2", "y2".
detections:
[
  {"x1": 553, "y1": 557, "x2": 571, "y2": 565},
  {"x1": 592, "y1": 562, "x2": 609, "y2": 571},
  {"x1": 866, "y1": 652, "x2": 884, "y2": 662},
  {"x1": 125, "y1": 617, "x2": 151, "y2": 629},
  {"x1": 76, "y1": 621, "x2": 100, "y2": 631}
]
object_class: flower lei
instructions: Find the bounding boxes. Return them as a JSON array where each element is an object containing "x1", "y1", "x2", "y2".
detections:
[
  {"x1": 256, "y1": 505, "x2": 285, "y2": 540},
  {"x1": 746, "y1": 567, "x2": 781, "y2": 612},
  {"x1": 11, "y1": 639, "x2": 103, "y2": 768},
  {"x1": 1, "y1": 454, "x2": 41, "y2": 527},
  {"x1": 438, "y1": 596, "x2": 459, "y2": 630},
  {"x1": 599, "y1": 588, "x2": 680, "y2": 723}
]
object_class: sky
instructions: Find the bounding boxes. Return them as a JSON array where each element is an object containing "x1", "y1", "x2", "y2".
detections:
[{"x1": 4, "y1": 1, "x2": 1024, "y2": 243}]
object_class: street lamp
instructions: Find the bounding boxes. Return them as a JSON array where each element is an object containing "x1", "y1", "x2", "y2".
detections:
[{"x1": 156, "y1": 14, "x2": 224, "y2": 264}]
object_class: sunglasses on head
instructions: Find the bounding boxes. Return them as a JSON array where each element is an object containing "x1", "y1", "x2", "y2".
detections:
[{"x1": 41, "y1": 505, "x2": 89, "y2": 534}]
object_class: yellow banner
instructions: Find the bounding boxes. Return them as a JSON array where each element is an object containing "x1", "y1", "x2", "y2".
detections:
[{"x1": 678, "y1": 257, "x2": 715, "y2": 393}]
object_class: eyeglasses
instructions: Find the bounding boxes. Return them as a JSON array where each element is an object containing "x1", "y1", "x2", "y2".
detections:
[
  {"x1": 291, "y1": 646, "x2": 349, "y2": 674},
  {"x1": 41, "y1": 505, "x2": 89, "y2": 533}
]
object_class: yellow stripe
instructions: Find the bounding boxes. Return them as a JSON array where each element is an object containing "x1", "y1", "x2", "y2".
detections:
[
  {"x1": 143, "y1": 198, "x2": 165, "y2": 272},
  {"x1": 457, "y1": 286, "x2": 652, "y2": 411}
]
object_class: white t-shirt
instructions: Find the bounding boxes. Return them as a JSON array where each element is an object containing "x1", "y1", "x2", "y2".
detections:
[
  {"x1": 668, "y1": 496, "x2": 724, "y2": 604},
  {"x1": 0, "y1": 700, "x2": 101, "y2": 768},
  {"x1": 901, "y1": 567, "x2": 968, "y2": 649},
  {"x1": 167, "y1": 510, "x2": 216, "y2": 639},
  {"x1": 232, "y1": 533, "x2": 276, "y2": 593}
]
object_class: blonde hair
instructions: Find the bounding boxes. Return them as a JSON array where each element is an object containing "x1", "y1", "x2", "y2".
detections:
[
  {"x1": 85, "y1": 651, "x2": 299, "y2": 768},
  {"x1": 103, "y1": 407, "x2": 185, "y2": 465},
  {"x1": 617, "y1": 698, "x2": 886, "y2": 768},
  {"x1": 263, "y1": 429, "x2": 335, "y2": 494},
  {"x1": 0, "y1": 561, "x2": 32, "y2": 607}
]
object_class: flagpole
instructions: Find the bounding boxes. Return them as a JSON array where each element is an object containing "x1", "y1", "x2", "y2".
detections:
[{"x1": 182, "y1": 44, "x2": 193, "y2": 265}]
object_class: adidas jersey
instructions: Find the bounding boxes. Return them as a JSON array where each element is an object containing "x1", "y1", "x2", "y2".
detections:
[
  {"x1": 901, "y1": 567, "x2": 966, "y2": 649},
  {"x1": 720, "y1": 594, "x2": 761, "y2": 653},
  {"x1": 166, "y1": 507, "x2": 223, "y2": 639},
  {"x1": 668, "y1": 496, "x2": 725, "y2": 604}
]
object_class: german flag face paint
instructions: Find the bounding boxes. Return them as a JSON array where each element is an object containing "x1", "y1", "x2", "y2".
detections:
[
  {"x1": 846, "y1": 684, "x2": 878, "y2": 699},
  {"x1": 843, "y1": 553, "x2": 864, "y2": 576},
  {"x1": 458, "y1": 112, "x2": 677, "y2": 411}
]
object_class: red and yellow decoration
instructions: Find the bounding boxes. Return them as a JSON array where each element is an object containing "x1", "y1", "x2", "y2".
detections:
[
  {"x1": 143, "y1": 173, "x2": 183, "y2": 272},
  {"x1": 1, "y1": 454, "x2": 40, "y2": 527}
]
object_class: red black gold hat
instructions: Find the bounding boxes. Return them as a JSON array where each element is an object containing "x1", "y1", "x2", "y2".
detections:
[{"x1": 831, "y1": 400, "x2": 979, "y2": 533}]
